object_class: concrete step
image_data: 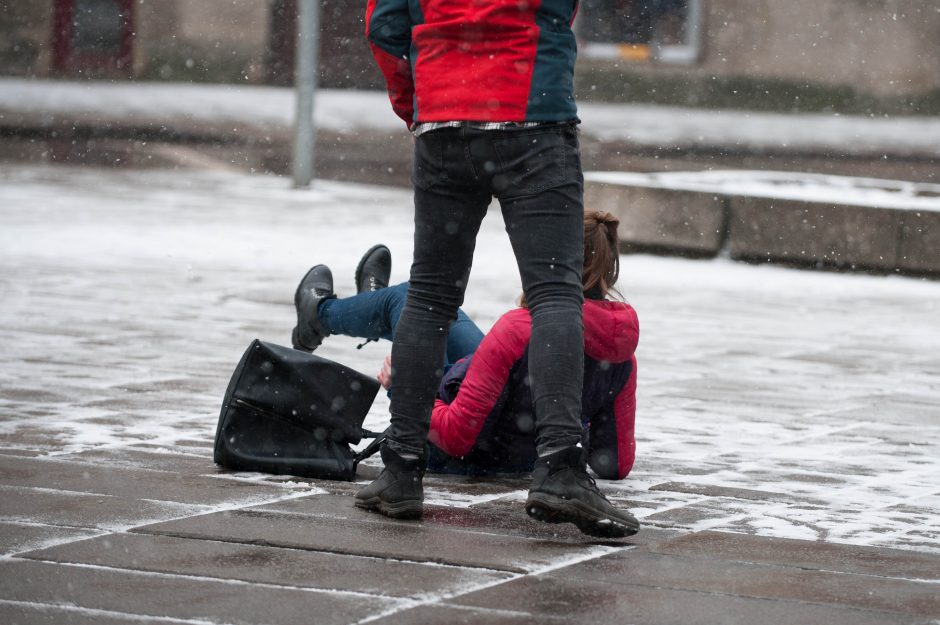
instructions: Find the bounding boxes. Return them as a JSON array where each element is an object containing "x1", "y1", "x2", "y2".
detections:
[{"x1": 585, "y1": 170, "x2": 940, "y2": 276}]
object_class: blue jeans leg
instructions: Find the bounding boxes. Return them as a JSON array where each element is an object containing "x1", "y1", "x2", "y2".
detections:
[
  {"x1": 446, "y1": 309, "x2": 484, "y2": 363},
  {"x1": 317, "y1": 282, "x2": 483, "y2": 364}
]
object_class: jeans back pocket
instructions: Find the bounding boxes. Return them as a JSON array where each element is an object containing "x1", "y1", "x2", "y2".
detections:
[
  {"x1": 491, "y1": 127, "x2": 569, "y2": 197},
  {"x1": 411, "y1": 132, "x2": 449, "y2": 190}
]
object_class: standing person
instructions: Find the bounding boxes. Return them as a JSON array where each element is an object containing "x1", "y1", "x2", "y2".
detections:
[
  {"x1": 293, "y1": 213, "x2": 640, "y2": 499},
  {"x1": 317, "y1": 0, "x2": 637, "y2": 537}
]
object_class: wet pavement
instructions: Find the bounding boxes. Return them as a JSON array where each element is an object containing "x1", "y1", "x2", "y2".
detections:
[{"x1": 1, "y1": 163, "x2": 939, "y2": 624}]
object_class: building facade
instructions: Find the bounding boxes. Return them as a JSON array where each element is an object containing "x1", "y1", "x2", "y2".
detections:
[{"x1": 2, "y1": 0, "x2": 938, "y2": 107}]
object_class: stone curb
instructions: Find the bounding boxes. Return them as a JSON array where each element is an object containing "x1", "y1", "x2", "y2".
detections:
[
  {"x1": 584, "y1": 184, "x2": 728, "y2": 256},
  {"x1": 584, "y1": 172, "x2": 940, "y2": 277}
]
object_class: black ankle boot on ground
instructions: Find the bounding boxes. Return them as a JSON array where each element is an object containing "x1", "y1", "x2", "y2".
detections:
[
  {"x1": 355, "y1": 444, "x2": 425, "y2": 520},
  {"x1": 291, "y1": 264, "x2": 335, "y2": 352},
  {"x1": 355, "y1": 244, "x2": 392, "y2": 294},
  {"x1": 526, "y1": 446, "x2": 640, "y2": 538}
]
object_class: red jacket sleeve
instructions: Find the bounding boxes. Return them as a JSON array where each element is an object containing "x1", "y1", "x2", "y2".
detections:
[
  {"x1": 613, "y1": 354, "x2": 637, "y2": 479},
  {"x1": 584, "y1": 301, "x2": 638, "y2": 480},
  {"x1": 429, "y1": 311, "x2": 530, "y2": 457},
  {"x1": 585, "y1": 355, "x2": 636, "y2": 481},
  {"x1": 365, "y1": 0, "x2": 415, "y2": 126}
]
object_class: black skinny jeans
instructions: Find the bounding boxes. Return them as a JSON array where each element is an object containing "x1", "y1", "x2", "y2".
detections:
[{"x1": 388, "y1": 122, "x2": 585, "y2": 458}]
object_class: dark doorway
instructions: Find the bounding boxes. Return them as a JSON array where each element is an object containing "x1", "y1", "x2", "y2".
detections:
[
  {"x1": 52, "y1": 0, "x2": 134, "y2": 77},
  {"x1": 266, "y1": 0, "x2": 382, "y2": 89}
]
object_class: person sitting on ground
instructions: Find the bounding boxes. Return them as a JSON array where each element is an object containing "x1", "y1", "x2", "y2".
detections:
[{"x1": 292, "y1": 211, "x2": 639, "y2": 485}]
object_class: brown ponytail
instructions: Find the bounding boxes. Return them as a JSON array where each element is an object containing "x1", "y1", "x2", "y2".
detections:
[
  {"x1": 519, "y1": 211, "x2": 621, "y2": 308},
  {"x1": 582, "y1": 210, "x2": 621, "y2": 300}
]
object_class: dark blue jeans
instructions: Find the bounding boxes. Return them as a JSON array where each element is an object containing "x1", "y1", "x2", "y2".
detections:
[
  {"x1": 318, "y1": 282, "x2": 484, "y2": 365},
  {"x1": 388, "y1": 122, "x2": 585, "y2": 458}
]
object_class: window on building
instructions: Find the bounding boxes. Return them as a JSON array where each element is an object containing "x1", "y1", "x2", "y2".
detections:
[
  {"x1": 53, "y1": 0, "x2": 134, "y2": 76},
  {"x1": 579, "y1": 0, "x2": 703, "y2": 64},
  {"x1": 71, "y1": 0, "x2": 125, "y2": 54}
]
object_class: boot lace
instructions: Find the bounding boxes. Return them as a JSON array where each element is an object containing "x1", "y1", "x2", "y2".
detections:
[{"x1": 574, "y1": 465, "x2": 607, "y2": 499}]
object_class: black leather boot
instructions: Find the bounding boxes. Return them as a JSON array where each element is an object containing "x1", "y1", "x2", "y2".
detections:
[
  {"x1": 355, "y1": 444, "x2": 425, "y2": 519},
  {"x1": 526, "y1": 446, "x2": 640, "y2": 538},
  {"x1": 291, "y1": 264, "x2": 334, "y2": 352},
  {"x1": 355, "y1": 244, "x2": 392, "y2": 294}
]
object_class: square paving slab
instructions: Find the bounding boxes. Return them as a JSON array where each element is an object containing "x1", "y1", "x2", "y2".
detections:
[
  {"x1": 0, "y1": 454, "x2": 297, "y2": 506},
  {"x1": 21, "y1": 532, "x2": 513, "y2": 599},
  {"x1": 135, "y1": 504, "x2": 628, "y2": 573},
  {"x1": 448, "y1": 572, "x2": 923, "y2": 625},
  {"x1": 0, "y1": 559, "x2": 395, "y2": 625}
]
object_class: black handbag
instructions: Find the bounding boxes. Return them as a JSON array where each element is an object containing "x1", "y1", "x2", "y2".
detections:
[{"x1": 214, "y1": 339, "x2": 385, "y2": 481}]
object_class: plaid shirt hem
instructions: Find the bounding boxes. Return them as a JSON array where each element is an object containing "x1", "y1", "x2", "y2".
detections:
[{"x1": 412, "y1": 121, "x2": 550, "y2": 137}]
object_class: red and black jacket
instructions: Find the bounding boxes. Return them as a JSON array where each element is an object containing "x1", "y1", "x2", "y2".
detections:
[
  {"x1": 366, "y1": 0, "x2": 580, "y2": 126},
  {"x1": 428, "y1": 299, "x2": 639, "y2": 480}
]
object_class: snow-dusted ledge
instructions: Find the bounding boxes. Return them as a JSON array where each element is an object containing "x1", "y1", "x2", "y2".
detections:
[{"x1": 584, "y1": 170, "x2": 940, "y2": 275}]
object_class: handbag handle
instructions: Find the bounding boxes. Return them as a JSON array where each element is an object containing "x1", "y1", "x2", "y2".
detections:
[{"x1": 352, "y1": 426, "x2": 388, "y2": 469}]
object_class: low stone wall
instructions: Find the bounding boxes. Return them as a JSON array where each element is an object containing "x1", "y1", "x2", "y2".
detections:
[
  {"x1": 584, "y1": 185, "x2": 727, "y2": 257},
  {"x1": 584, "y1": 171, "x2": 940, "y2": 276}
]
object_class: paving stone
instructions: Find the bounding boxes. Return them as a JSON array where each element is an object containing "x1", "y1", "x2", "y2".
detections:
[
  {"x1": 0, "y1": 426, "x2": 64, "y2": 453},
  {"x1": 170, "y1": 439, "x2": 214, "y2": 451},
  {"x1": 258, "y1": 492, "x2": 584, "y2": 542},
  {"x1": 664, "y1": 380, "x2": 825, "y2": 412},
  {"x1": 22, "y1": 532, "x2": 512, "y2": 599},
  {"x1": 313, "y1": 470, "x2": 531, "y2": 502},
  {"x1": 823, "y1": 395, "x2": 940, "y2": 426},
  {"x1": 380, "y1": 604, "x2": 566, "y2": 624},
  {"x1": 0, "y1": 602, "x2": 194, "y2": 625},
  {"x1": 0, "y1": 454, "x2": 298, "y2": 506},
  {"x1": 424, "y1": 474, "x2": 532, "y2": 497},
  {"x1": 0, "y1": 522, "x2": 101, "y2": 557},
  {"x1": 558, "y1": 549, "x2": 940, "y2": 616},
  {"x1": 0, "y1": 388, "x2": 71, "y2": 404},
  {"x1": 60, "y1": 447, "x2": 220, "y2": 475},
  {"x1": 649, "y1": 481, "x2": 827, "y2": 505},
  {"x1": 252, "y1": 491, "x2": 668, "y2": 547},
  {"x1": 0, "y1": 485, "x2": 203, "y2": 531},
  {"x1": 0, "y1": 559, "x2": 395, "y2": 625},
  {"x1": 641, "y1": 497, "x2": 762, "y2": 528},
  {"x1": 0, "y1": 448, "x2": 45, "y2": 458},
  {"x1": 449, "y1": 572, "x2": 921, "y2": 625},
  {"x1": 135, "y1": 505, "x2": 623, "y2": 573},
  {"x1": 444, "y1": 495, "x2": 677, "y2": 547},
  {"x1": 647, "y1": 531, "x2": 940, "y2": 580}
]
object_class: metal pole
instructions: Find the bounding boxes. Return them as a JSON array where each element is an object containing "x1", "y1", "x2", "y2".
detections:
[{"x1": 292, "y1": 0, "x2": 319, "y2": 188}]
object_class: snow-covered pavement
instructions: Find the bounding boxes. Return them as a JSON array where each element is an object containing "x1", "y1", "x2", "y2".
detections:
[{"x1": 2, "y1": 163, "x2": 938, "y2": 556}]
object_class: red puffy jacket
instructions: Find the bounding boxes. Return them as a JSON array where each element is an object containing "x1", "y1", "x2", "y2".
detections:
[
  {"x1": 429, "y1": 299, "x2": 638, "y2": 480},
  {"x1": 366, "y1": 0, "x2": 580, "y2": 126}
]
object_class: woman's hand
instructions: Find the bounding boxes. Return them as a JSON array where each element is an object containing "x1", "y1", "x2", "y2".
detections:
[{"x1": 377, "y1": 354, "x2": 393, "y2": 390}]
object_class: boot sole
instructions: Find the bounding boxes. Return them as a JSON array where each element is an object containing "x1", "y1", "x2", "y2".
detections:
[
  {"x1": 290, "y1": 326, "x2": 316, "y2": 352},
  {"x1": 355, "y1": 496, "x2": 423, "y2": 520},
  {"x1": 526, "y1": 492, "x2": 639, "y2": 538},
  {"x1": 290, "y1": 326, "x2": 303, "y2": 351}
]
